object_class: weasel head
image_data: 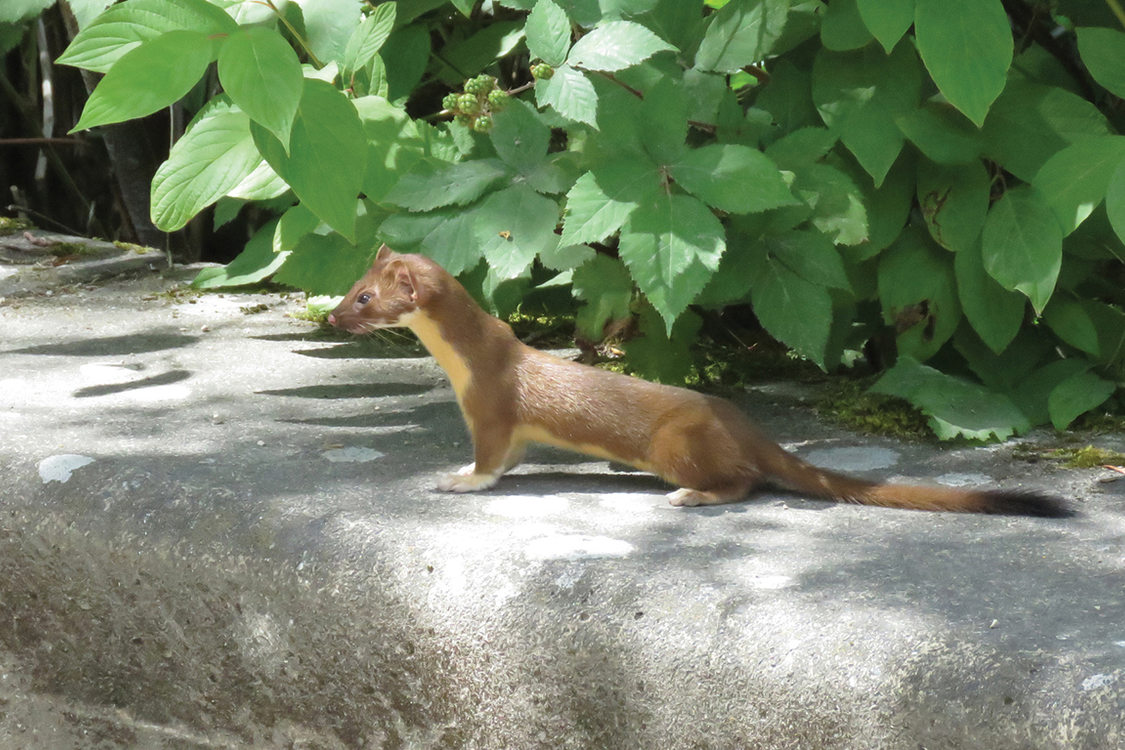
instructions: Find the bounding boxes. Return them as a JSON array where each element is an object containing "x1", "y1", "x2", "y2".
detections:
[{"x1": 327, "y1": 245, "x2": 432, "y2": 334}]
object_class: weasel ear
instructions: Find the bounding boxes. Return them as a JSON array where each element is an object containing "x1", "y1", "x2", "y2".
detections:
[
  {"x1": 374, "y1": 244, "x2": 394, "y2": 266},
  {"x1": 389, "y1": 259, "x2": 425, "y2": 304}
]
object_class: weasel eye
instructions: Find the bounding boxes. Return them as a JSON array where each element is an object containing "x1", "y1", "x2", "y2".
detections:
[{"x1": 356, "y1": 293, "x2": 372, "y2": 305}]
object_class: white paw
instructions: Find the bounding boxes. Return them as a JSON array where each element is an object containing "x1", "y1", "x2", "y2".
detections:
[
  {"x1": 437, "y1": 471, "x2": 498, "y2": 493},
  {"x1": 667, "y1": 488, "x2": 705, "y2": 507}
]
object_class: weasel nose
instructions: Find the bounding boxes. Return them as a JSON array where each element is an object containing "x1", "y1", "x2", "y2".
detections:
[{"x1": 327, "y1": 313, "x2": 337, "y2": 325}]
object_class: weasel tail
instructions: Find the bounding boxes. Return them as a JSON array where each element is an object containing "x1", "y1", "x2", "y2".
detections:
[{"x1": 328, "y1": 246, "x2": 1072, "y2": 519}]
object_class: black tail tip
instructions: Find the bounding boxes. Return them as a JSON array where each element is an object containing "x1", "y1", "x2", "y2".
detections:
[{"x1": 979, "y1": 489, "x2": 1075, "y2": 518}]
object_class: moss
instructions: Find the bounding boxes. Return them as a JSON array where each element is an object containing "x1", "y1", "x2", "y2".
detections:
[
  {"x1": 49, "y1": 241, "x2": 102, "y2": 257},
  {"x1": 112, "y1": 241, "x2": 152, "y2": 254},
  {"x1": 1045, "y1": 445, "x2": 1125, "y2": 469},
  {"x1": 0, "y1": 216, "x2": 33, "y2": 234},
  {"x1": 812, "y1": 378, "x2": 932, "y2": 441}
]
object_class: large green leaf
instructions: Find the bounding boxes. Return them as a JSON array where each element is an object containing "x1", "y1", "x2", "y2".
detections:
[
  {"x1": 812, "y1": 42, "x2": 922, "y2": 186},
  {"x1": 872, "y1": 357, "x2": 1030, "y2": 441},
  {"x1": 473, "y1": 185, "x2": 560, "y2": 279},
  {"x1": 299, "y1": 0, "x2": 363, "y2": 64},
  {"x1": 877, "y1": 225, "x2": 961, "y2": 360},
  {"x1": 1106, "y1": 158, "x2": 1125, "y2": 248},
  {"x1": 57, "y1": 0, "x2": 236, "y2": 73},
  {"x1": 384, "y1": 159, "x2": 510, "y2": 212},
  {"x1": 820, "y1": 0, "x2": 872, "y2": 52},
  {"x1": 379, "y1": 208, "x2": 482, "y2": 276},
  {"x1": 625, "y1": 305, "x2": 702, "y2": 384},
  {"x1": 535, "y1": 64, "x2": 598, "y2": 126},
  {"x1": 353, "y1": 95, "x2": 423, "y2": 203},
  {"x1": 895, "y1": 101, "x2": 981, "y2": 165},
  {"x1": 749, "y1": 254, "x2": 834, "y2": 368},
  {"x1": 669, "y1": 144, "x2": 795, "y2": 214},
  {"x1": 566, "y1": 20, "x2": 673, "y2": 72},
  {"x1": 619, "y1": 192, "x2": 725, "y2": 332},
  {"x1": 856, "y1": 0, "x2": 913, "y2": 54},
  {"x1": 572, "y1": 254, "x2": 634, "y2": 339},
  {"x1": 1042, "y1": 295, "x2": 1101, "y2": 357},
  {"x1": 71, "y1": 30, "x2": 214, "y2": 131},
  {"x1": 1048, "y1": 370, "x2": 1116, "y2": 430},
  {"x1": 765, "y1": 229, "x2": 851, "y2": 291},
  {"x1": 796, "y1": 163, "x2": 869, "y2": 246},
  {"x1": 191, "y1": 218, "x2": 287, "y2": 289},
  {"x1": 342, "y1": 2, "x2": 397, "y2": 77},
  {"x1": 954, "y1": 239, "x2": 1025, "y2": 354},
  {"x1": 1076, "y1": 26, "x2": 1125, "y2": 99},
  {"x1": 1032, "y1": 135, "x2": 1125, "y2": 235},
  {"x1": 151, "y1": 101, "x2": 262, "y2": 232},
  {"x1": 915, "y1": 158, "x2": 989, "y2": 253},
  {"x1": 979, "y1": 186, "x2": 1062, "y2": 314},
  {"x1": 490, "y1": 100, "x2": 550, "y2": 176},
  {"x1": 914, "y1": 0, "x2": 1011, "y2": 127},
  {"x1": 251, "y1": 78, "x2": 367, "y2": 240},
  {"x1": 694, "y1": 0, "x2": 789, "y2": 73},
  {"x1": 525, "y1": 0, "x2": 571, "y2": 67},
  {"x1": 561, "y1": 159, "x2": 660, "y2": 246},
  {"x1": 640, "y1": 76, "x2": 688, "y2": 163},
  {"x1": 1011, "y1": 358, "x2": 1090, "y2": 427},
  {"x1": 217, "y1": 27, "x2": 303, "y2": 151}
]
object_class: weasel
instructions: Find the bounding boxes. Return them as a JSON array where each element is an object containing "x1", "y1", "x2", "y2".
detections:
[{"x1": 327, "y1": 246, "x2": 1070, "y2": 517}]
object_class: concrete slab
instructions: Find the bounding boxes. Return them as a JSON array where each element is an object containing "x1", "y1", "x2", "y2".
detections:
[{"x1": 0, "y1": 261, "x2": 1123, "y2": 749}]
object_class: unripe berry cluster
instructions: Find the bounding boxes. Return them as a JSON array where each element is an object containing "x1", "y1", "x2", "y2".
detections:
[
  {"x1": 530, "y1": 62, "x2": 555, "y2": 79},
  {"x1": 442, "y1": 75, "x2": 510, "y2": 133}
]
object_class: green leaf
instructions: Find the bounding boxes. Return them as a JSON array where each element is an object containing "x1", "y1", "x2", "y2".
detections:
[
  {"x1": 71, "y1": 30, "x2": 214, "y2": 132},
  {"x1": 640, "y1": 76, "x2": 688, "y2": 163},
  {"x1": 473, "y1": 185, "x2": 560, "y2": 279},
  {"x1": 1011, "y1": 358, "x2": 1091, "y2": 427},
  {"x1": 795, "y1": 163, "x2": 869, "y2": 246},
  {"x1": 980, "y1": 186, "x2": 1062, "y2": 314},
  {"x1": 669, "y1": 144, "x2": 795, "y2": 214},
  {"x1": 151, "y1": 101, "x2": 262, "y2": 232},
  {"x1": 384, "y1": 158, "x2": 510, "y2": 212},
  {"x1": 694, "y1": 0, "x2": 789, "y2": 73},
  {"x1": 379, "y1": 208, "x2": 483, "y2": 276},
  {"x1": 1048, "y1": 370, "x2": 1116, "y2": 430},
  {"x1": 847, "y1": 148, "x2": 913, "y2": 260},
  {"x1": 1033, "y1": 136, "x2": 1125, "y2": 235},
  {"x1": 274, "y1": 203, "x2": 320, "y2": 254},
  {"x1": 619, "y1": 192, "x2": 725, "y2": 333},
  {"x1": 57, "y1": 0, "x2": 236, "y2": 73},
  {"x1": 535, "y1": 64, "x2": 598, "y2": 126},
  {"x1": 353, "y1": 95, "x2": 422, "y2": 203},
  {"x1": 749, "y1": 255, "x2": 834, "y2": 368},
  {"x1": 251, "y1": 78, "x2": 367, "y2": 240},
  {"x1": 914, "y1": 0, "x2": 1011, "y2": 127},
  {"x1": 894, "y1": 101, "x2": 981, "y2": 165},
  {"x1": 300, "y1": 0, "x2": 363, "y2": 64},
  {"x1": 915, "y1": 158, "x2": 989, "y2": 253},
  {"x1": 1042, "y1": 295, "x2": 1101, "y2": 357},
  {"x1": 820, "y1": 0, "x2": 873, "y2": 52},
  {"x1": 435, "y1": 21, "x2": 525, "y2": 85},
  {"x1": 342, "y1": 2, "x2": 397, "y2": 77},
  {"x1": 1076, "y1": 26, "x2": 1125, "y2": 99},
  {"x1": 227, "y1": 161, "x2": 288, "y2": 201},
  {"x1": 812, "y1": 42, "x2": 922, "y2": 185},
  {"x1": 217, "y1": 27, "x2": 303, "y2": 151},
  {"x1": 1106, "y1": 158, "x2": 1125, "y2": 248},
  {"x1": 856, "y1": 0, "x2": 914, "y2": 54},
  {"x1": 192, "y1": 219, "x2": 288, "y2": 289},
  {"x1": 762, "y1": 127, "x2": 837, "y2": 171},
  {"x1": 561, "y1": 161, "x2": 655, "y2": 246},
  {"x1": 526, "y1": 0, "x2": 571, "y2": 67},
  {"x1": 566, "y1": 20, "x2": 673, "y2": 72},
  {"x1": 872, "y1": 357, "x2": 1030, "y2": 441},
  {"x1": 624, "y1": 305, "x2": 702, "y2": 384},
  {"x1": 489, "y1": 100, "x2": 550, "y2": 176},
  {"x1": 981, "y1": 80, "x2": 1110, "y2": 182},
  {"x1": 572, "y1": 254, "x2": 634, "y2": 339},
  {"x1": 381, "y1": 24, "x2": 431, "y2": 101},
  {"x1": 766, "y1": 229, "x2": 851, "y2": 291},
  {"x1": 273, "y1": 232, "x2": 380, "y2": 296},
  {"x1": 877, "y1": 225, "x2": 961, "y2": 360},
  {"x1": 954, "y1": 239, "x2": 1025, "y2": 354}
]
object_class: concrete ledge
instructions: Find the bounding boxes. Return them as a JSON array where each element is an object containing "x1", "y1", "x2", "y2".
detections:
[{"x1": 1, "y1": 267, "x2": 1123, "y2": 748}]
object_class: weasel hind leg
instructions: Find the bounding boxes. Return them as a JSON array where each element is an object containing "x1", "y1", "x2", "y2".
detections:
[{"x1": 667, "y1": 484, "x2": 753, "y2": 507}]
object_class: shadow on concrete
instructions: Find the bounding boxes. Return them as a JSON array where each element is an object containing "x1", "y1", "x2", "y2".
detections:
[
  {"x1": 73, "y1": 369, "x2": 193, "y2": 398},
  {"x1": 5, "y1": 331, "x2": 198, "y2": 357}
]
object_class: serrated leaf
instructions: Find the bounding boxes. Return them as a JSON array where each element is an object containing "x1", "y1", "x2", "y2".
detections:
[
  {"x1": 873, "y1": 357, "x2": 1030, "y2": 441},
  {"x1": 980, "y1": 186, "x2": 1062, "y2": 314},
  {"x1": 766, "y1": 229, "x2": 851, "y2": 291},
  {"x1": 379, "y1": 208, "x2": 483, "y2": 276},
  {"x1": 474, "y1": 185, "x2": 560, "y2": 279},
  {"x1": 566, "y1": 20, "x2": 673, "y2": 72},
  {"x1": 384, "y1": 158, "x2": 510, "y2": 212},
  {"x1": 192, "y1": 219, "x2": 288, "y2": 289},
  {"x1": 795, "y1": 163, "x2": 868, "y2": 246},
  {"x1": 915, "y1": 158, "x2": 989, "y2": 253},
  {"x1": 619, "y1": 193, "x2": 725, "y2": 333},
  {"x1": 272, "y1": 231, "x2": 380, "y2": 296},
  {"x1": 489, "y1": 99, "x2": 549, "y2": 176},
  {"x1": 572, "y1": 254, "x2": 634, "y2": 339},
  {"x1": 856, "y1": 0, "x2": 913, "y2": 54},
  {"x1": 914, "y1": 0, "x2": 1011, "y2": 127},
  {"x1": 1048, "y1": 370, "x2": 1116, "y2": 430},
  {"x1": 763, "y1": 127, "x2": 837, "y2": 171},
  {"x1": 954, "y1": 238, "x2": 1025, "y2": 354},
  {"x1": 1076, "y1": 26, "x2": 1125, "y2": 99},
  {"x1": 57, "y1": 0, "x2": 236, "y2": 73},
  {"x1": 750, "y1": 256, "x2": 833, "y2": 368},
  {"x1": 71, "y1": 30, "x2": 214, "y2": 132},
  {"x1": 877, "y1": 225, "x2": 961, "y2": 361},
  {"x1": 812, "y1": 42, "x2": 922, "y2": 186},
  {"x1": 895, "y1": 101, "x2": 981, "y2": 165},
  {"x1": 151, "y1": 101, "x2": 262, "y2": 232},
  {"x1": 670, "y1": 143, "x2": 795, "y2": 214},
  {"x1": 535, "y1": 64, "x2": 598, "y2": 126},
  {"x1": 342, "y1": 2, "x2": 397, "y2": 77},
  {"x1": 1042, "y1": 296, "x2": 1101, "y2": 357},
  {"x1": 251, "y1": 78, "x2": 367, "y2": 240},
  {"x1": 640, "y1": 76, "x2": 688, "y2": 163},
  {"x1": 694, "y1": 0, "x2": 789, "y2": 73},
  {"x1": 218, "y1": 27, "x2": 303, "y2": 151},
  {"x1": 1033, "y1": 136, "x2": 1125, "y2": 235},
  {"x1": 526, "y1": 0, "x2": 571, "y2": 67}
]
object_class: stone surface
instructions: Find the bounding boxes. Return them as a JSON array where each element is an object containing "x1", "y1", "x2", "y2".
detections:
[{"x1": 0, "y1": 260, "x2": 1122, "y2": 749}]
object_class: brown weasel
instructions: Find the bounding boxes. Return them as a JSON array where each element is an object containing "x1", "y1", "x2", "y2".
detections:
[{"x1": 328, "y1": 245, "x2": 1070, "y2": 517}]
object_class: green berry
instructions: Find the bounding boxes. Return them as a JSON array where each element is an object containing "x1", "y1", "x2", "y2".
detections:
[
  {"x1": 487, "y1": 89, "x2": 510, "y2": 110},
  {"x1": 473, "y1": 75, "x2": 495, "y2": 94},
  {"x1": 531, "y1": 63, "x2": 554, "y2": 79},
  {"x1": 457, "y1": 93, "x2": 481, "y2": 115},
  {"x1": 442, "y1": 93, "x2": 459, "y2": 111},
  {"x1": 472, "y1": 114, "x2": 493, "y2": 133},
  {"x1": 454, "y1": 113, "x2": 473, "y2": 127}
]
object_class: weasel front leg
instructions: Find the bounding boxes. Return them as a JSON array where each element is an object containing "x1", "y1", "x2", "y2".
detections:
[{"x1": 437, "y1": 424, "x2": 525, "y2": 493}]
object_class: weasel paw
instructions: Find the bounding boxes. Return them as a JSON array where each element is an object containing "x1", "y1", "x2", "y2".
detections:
[
  {"x1": 437, "y1": 471, "x2": 498, "y2": 493},
  {"x1": 667, "y1": 488, "x2": 718, "y2": 507}
]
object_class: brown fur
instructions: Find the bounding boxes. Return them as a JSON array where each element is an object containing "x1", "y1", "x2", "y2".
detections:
[{"x1": 328, "y1": 246, "x2": 1071, "y2": 517}]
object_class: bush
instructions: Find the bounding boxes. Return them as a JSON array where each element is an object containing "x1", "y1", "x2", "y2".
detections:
[{"x1": 56, "y1": 0, "x2": 1125, "y2": 439}]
